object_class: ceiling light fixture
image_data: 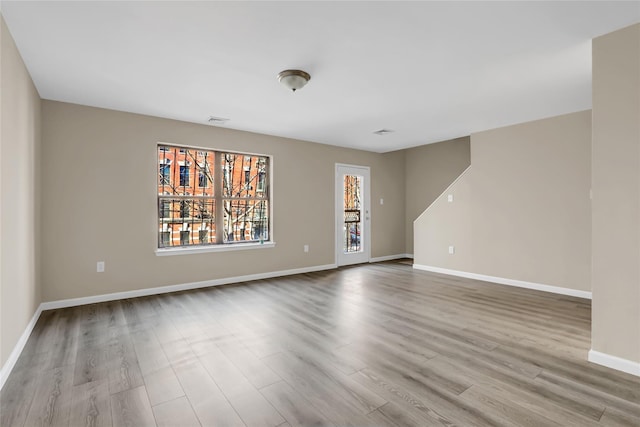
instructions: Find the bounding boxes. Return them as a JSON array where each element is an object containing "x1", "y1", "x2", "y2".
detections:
[{"x1": 277, "y1": 69, "x2": 311, "y2": 92}]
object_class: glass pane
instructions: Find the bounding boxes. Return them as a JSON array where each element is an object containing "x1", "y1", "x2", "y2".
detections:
[
  {"x1": 179, "y1": 166, "x2": 189, "y2": 186},
  {"x1": 222, "y1": 199, "x2": 269, "y2": 243},
  {"x1": 158, "y1": 146, "x2": 215, "y2": 197},
  {"x1": 198, "y1": 171, "x2": 208, "y2": 187},
  {"x1": 221, "y1": 153, "x2": 268, "y2": 198},
  {"x1": 158, "y1": 197, "x2": 215, "y2": 247},
  {"x1": 343, "y1": 175, "x2": 362, "y2": 253},
  {"x1": 159, "y1": 164, "x2": 170, "y2": 185},
  {"x1": 180, "y1": 230, "x2": 190, "y2": 245}
]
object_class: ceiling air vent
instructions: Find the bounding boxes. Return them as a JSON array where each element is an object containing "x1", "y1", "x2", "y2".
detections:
[
  {"x1": 207, "y1": 116, "x2": 230, "y2": 125},
  {"x1": 373, "y1": 129, "x2": 394, "y2": 136}
]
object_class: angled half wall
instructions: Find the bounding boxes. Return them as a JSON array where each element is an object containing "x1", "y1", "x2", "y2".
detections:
[{"x1": 414, "y1": 110, "x2": 592, "y2": 294}]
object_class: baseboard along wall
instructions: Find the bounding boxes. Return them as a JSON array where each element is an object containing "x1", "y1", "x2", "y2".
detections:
[
  {"x1": 413, "y1": 264, "x2": 592, "y2": 300},
  {"x1": 588, "y1": 349, "x2": 640, "y2": 377}
]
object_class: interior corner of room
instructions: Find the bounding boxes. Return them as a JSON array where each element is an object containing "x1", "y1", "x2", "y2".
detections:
[{"x1": 1, "y1": 6, "x2": 639, "y2": 396}]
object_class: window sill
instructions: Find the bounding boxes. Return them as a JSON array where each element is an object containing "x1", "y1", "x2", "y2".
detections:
[{"x1": 156, "y1": 242, "x2": 276, "y2": 256}]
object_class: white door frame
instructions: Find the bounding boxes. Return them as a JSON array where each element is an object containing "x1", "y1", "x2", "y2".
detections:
[{"x1": 335, "y1": 163, "x2": 371, "y2": 266}]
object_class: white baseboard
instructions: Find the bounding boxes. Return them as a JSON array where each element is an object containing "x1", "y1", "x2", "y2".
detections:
[
  {"x1": 0, "y1": 305, "x2": 43, "y2": 390},
  {"x1": 412, "y1": 264, "x2": 592, "y2": 300},
  {"x1": 370, "y1": 254, "x2": 413, "y2": 263},
  {"x1": 588, "y1": 349, "x2": 640, "y2": 377},
  {"x1": 41, "y1": 263, "x2": 338, "y2": 310},
  {"x1": 1, "y1": 262, "x2": 337, "y2": 390}
]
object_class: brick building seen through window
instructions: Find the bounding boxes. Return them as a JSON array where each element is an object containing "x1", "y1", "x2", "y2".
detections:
[{"x1": 158, "y1": 145, "x2": 269, "y2": 248}]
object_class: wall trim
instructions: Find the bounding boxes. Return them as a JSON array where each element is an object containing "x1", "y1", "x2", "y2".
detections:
[
  {"x1": 156, "y1": 241, "x2": 276, "y2": 256},
  {"x1": 0, "y1": 305, "x2": 43, "y2": 390},
  {"x1": 41, "y1": 263, "x2": 338, "y2": 311},
  {"x1": 588, "y1": 349, "x2": 640, "y2": 377},
  {"x1": 370, "y1": 254, "x2": 413, "y2": 262},
  {"x1": 413, "y1": 264, "x2": 592, "y2": 299}
]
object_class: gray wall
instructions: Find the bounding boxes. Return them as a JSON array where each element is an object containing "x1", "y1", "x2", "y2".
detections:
[
  {"x1": 40, "y1": 101, "x2": 406, "y2": 301},
  {"x1": 403, "y1": 137, "x2": 471, "y2": 255},
  {"x1": 414, "y1": 110, "x2": 592, "y2": 292},
  {"x1": 591, "y1": 23, "x2": 640, "y2": 365},
  {"x1": 0, "y1": 15, "x2": 42, "y2": 368}
]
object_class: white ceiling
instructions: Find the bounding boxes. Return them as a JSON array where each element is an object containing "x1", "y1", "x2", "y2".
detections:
[{"x1": 2, "y1": 1, "x2": 639, "y2": 152}]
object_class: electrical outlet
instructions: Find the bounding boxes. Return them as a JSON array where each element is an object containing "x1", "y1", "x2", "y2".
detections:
[
  {"x1": 448, "y1": 246, "x2": 455, "y2": 255},
  {"x1": 97, "y1": 261, "x2": 105, "y2": 272},
  {"x1": 447, "y1": 194, "x2": 454, "y2": 202},
  {"x1": 304, "y1": 245, "x2": 309, "y2": 253},
  {"x1": 380, "y1": 198, "x2": 384, "y2": 205}
]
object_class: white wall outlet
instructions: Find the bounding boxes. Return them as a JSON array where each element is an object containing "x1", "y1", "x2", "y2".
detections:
[
  {"x1": 447, "y1": 194, "x2": 454, "y2": 203},
  {"x1": 97, "y1": 261, "x2": 105, "y2": 272},
  {"x1": 380, "y1": 198, "x2": 384, "y2": 205},
  {"x1": 304, "y1": 245, "x2": 309, "y2": 253},
  {"x1": 448, "y1": 246, "x2": 455, "y2": 254}
]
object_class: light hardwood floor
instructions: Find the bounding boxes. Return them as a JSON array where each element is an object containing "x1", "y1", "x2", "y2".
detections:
[{"x1": 1, "y1": 261, "x2": 639, "y2": 426}]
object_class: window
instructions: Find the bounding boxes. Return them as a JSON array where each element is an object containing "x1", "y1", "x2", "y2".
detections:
[
  {"x1": 221, "y1": 153, "x2": 269, "y2": 243},
  {"x1": 257, "y1": 171, "x2": 266, "y2": 192},
  {"x1": 180, "y1": 228, "x2": 190, "y2": 245},
  {"x1": 180, "y1": 200, "x2": 190, "y2": 218},
  {"x1": 157, "y1": 144, "x2": 270, "y2": 249},
  {"x1": 179, "y1": 165, "x2": 189, "y2": 186},
  {"x1": 198, "y1": 170, "x2": 208, "y2": 187},
  {"x1": 159, "y1": 164, "x2": 170, "y2": 185},
  {"x1": 159, "y1": 199, "x2": 171, "y2": 218}
]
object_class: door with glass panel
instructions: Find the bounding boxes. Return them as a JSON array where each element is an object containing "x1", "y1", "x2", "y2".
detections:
[{"x1": 336, "y1": 164, "x2": 370, "y2": 266}]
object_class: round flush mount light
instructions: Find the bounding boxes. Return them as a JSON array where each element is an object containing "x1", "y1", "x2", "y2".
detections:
[{"x1": 277, "y1": 69, "x2": 311, "y2": 92}]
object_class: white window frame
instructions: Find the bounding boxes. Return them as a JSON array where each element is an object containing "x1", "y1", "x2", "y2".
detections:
[{"x1": 155, "y1": 142, "x2": 275, "y2": 256}]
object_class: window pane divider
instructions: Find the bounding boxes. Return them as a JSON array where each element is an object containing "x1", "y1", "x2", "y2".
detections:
[
  {"x1": 220, "y1": 197, "x2": 268, "y2": 201},
  {"x1": 214, "y1": 151, "x2": 224, "y2": 244},
  {"x1": 158, "y1": 194, "x2": 215, "y2": 200}
]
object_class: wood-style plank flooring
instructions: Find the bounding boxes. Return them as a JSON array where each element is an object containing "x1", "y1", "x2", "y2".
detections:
[{"x1": 2, "y1": 261, "x2": 639, "y2": 426}]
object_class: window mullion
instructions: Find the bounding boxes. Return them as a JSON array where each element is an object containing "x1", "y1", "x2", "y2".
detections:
[
  {"x1": 214, "y1": 151, "x2": 224, "y2": 244},
  {"x1": 158, "y1": 194, "x2": 213, "y2": 200}
]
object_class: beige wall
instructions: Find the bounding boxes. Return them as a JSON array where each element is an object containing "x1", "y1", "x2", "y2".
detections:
[
  {"x1": 414, "y1": 168, "x2": 472, "y2": 270},
  {"x1": 591, "y1": 23, "x2": 640, "y2": 364},
  {"x1": 40, "y1": 101, "x2": 405, "y2": 301},
  {"x1": 403, "y1": 137, "x2": 470, "y2": 254},
  {"x1": 415, "y1": 111, "x2": 592, "y2": 292},
  {"x1": 0, "y1": 16, "x2": 42, "y2": 368}
]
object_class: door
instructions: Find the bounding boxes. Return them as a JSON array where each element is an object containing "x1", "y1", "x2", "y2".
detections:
[{"x1": 336, "y1": 164, "x2": 370, "y2": 266}]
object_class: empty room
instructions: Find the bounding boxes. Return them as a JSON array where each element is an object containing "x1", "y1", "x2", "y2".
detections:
[{"x1": 1, "y1": 1, "x2": 639, "y2": 426}]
